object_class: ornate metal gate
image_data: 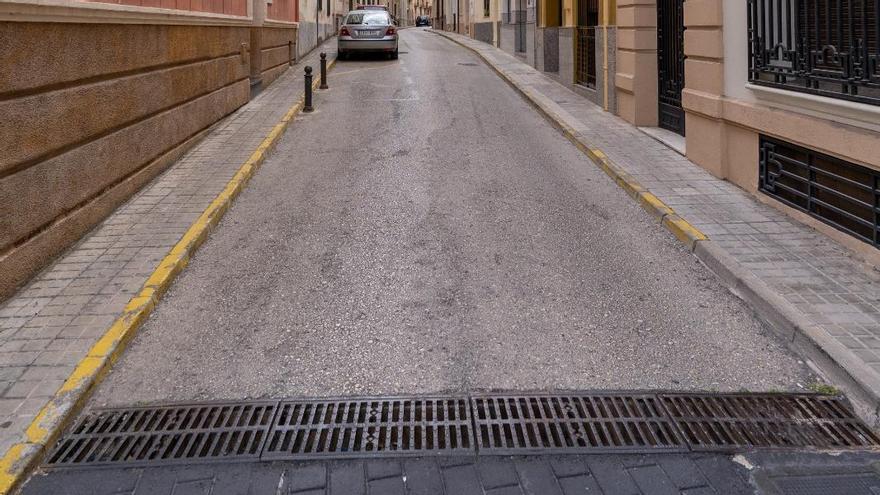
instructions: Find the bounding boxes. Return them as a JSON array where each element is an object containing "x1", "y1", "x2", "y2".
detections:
[
  {"x1": 747, "y1": 0, "x2": 880, "y2": 106},
  {"x1": 657, "y1": 0, "x2": 686, "y2": 135},
  {"x1": 575, "y1": 0, "x2": 598, "y2": 87}
]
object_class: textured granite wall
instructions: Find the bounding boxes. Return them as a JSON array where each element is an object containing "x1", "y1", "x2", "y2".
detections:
[
  {"x1": 541, "y1": 27, "x2": 559, "y2": 73},
  {"x1": 558, "y1": 26, "x2": 574, "y2": 85},
  {"x1": 499, "y1": 23, "x2": 515, "y2": 54},
  {"x1": 0, "y1": 22, "x2": 252, "y2": 300},
  {"x1": 525, "y1": 21, "x2": 535, "y2": 65},
  {"x1": 474, "y1": 21, "x2": 493, "y2": 44},
  {"x1": 257, "y1": 26, "x2": 297, "y2": 88}
]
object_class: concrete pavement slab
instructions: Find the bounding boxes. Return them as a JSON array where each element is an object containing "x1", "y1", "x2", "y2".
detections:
[{"x1": 24, "y1": 451, "x2": 880, "y2": 494}]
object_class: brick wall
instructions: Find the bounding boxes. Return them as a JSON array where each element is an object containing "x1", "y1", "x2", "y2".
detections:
[
  {"x1": 267, "y1": 0, "x2": 298, "y2": 22},
  {"x1": 85, "y1": 0, "x2": 248, "y2": 16}
]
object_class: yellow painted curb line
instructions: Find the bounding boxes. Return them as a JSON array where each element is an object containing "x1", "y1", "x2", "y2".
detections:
[
  {"x1": 433, "y1": 31, "x2": 708, "y2": 251},
  {"x1": 0, "y1": 58, "x2": 336, "y2": 495}
]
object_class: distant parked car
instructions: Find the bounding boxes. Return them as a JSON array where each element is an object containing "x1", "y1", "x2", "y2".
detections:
[
  {"x1": 415, "y1": 15, "x2": 431, "y2": 26},
  {"x1": 356, "y1": 4, "x2": 388, "y2": 10},
  {"x1": 338, "y1": 10, "x2": 399, "y2": 60}
]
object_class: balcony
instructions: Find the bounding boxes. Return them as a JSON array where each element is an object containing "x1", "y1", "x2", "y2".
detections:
[{"x1": 748, "y1": 0, "x2": 880, "y2": 106}]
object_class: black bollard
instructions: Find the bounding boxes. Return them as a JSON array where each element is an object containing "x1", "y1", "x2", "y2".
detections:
[
  {"x1": 319, "y1": 52, "x2": 329, "y2": 89},
  {"x1": 303, "y1": 66, "x2": 314, "y2": 113}
]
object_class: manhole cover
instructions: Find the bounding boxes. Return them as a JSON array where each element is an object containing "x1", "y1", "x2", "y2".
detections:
[
  {"x1": 45, "y1": 402, "x2": 276, "y2": 468},
  {"x1": 471, "y1": 393, "x2": 685, "y2": 454},
  {"x1": 262, "y1": 397, "x2": 474, "y2": 459},
  {"x1": 661, "y1": 393, "x2": 880, "y2": 450}
]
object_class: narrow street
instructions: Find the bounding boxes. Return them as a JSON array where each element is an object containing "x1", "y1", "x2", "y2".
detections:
[
  {"x1": 87, "y1": 28, "x2": 812, "y2": 407},
  {"x1": 13, "y1": 26, "x2": 880, "y2": 495},
  {"x1": 7, "y1": 0, "x2": 880, "y2": 490}
]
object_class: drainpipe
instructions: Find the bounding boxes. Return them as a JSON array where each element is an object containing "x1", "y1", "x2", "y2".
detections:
[{"x1": 601, "y1": 0, "x2": 610, "y2": 111}]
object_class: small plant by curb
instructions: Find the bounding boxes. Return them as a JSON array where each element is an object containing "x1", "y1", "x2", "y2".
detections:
[{"x1": 809, "y1": 382, "x2": 842, "y2": 395}]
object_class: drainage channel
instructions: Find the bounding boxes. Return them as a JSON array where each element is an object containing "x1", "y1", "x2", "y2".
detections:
[{"x1": 44, "y1": 392, "x2": 880, "y2": 469}]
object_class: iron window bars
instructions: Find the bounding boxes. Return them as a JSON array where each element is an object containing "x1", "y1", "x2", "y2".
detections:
[
  {"x1": 759, "y1": 135, "x2": 880, "y2": 247},
  {"x1": 748, "y1": 0, "x2": 880, "y2": 106},
  {"x1": 575, "y1": 27, "x2": 597, "y2": 87},
  {"x1": 575, "y1": 0, "x2": 599, "y2": 88}
]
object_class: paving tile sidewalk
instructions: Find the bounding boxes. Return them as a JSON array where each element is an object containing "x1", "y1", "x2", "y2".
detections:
[
  {"x1": 0, "y1": 42, "x2": 336, "y2": 456},
  {"x1": 436, "y1": 31, "x2": 880, "y2": 419},
  {"x1": 21, "y1": 451, "x2": 880, "y2": 494}
]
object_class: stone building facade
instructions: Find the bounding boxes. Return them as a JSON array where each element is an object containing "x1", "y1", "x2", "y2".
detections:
[
  {"x1": 617, "y1": 0, "x2": 880, "y2": 257},
  {"x1": 0, "y1": 0, "x2": 315, "y2": 300}
]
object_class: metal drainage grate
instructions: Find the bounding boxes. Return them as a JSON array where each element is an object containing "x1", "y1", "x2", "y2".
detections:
[
  {"x1": 46, "y1": 402, "x2": 277, "y2": 468},
  {"x1": 262, "y1": 397, "x2": 474, "y2": 459},
  {"x1": 43, "y1": 392, "x2": 880, "y2": 468},
  {"x1": 471, "y1": 394, "x2": 686, "y2": 454},
  {"x1": 661, "y1": 393, "x2": 880, "y2": 450}
]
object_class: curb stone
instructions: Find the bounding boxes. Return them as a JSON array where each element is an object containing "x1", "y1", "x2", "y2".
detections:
[
  {"x1": 694, "y1": 241, "x2": 880, "y2": 425},
  {"x1": 0, "y1": 57, "x2": 337, "y2": 495},
  {"x1": 432, "y1": 29, "x2": 880, "y2": 426}
]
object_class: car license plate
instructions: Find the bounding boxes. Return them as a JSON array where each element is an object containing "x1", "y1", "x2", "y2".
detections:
[{"x1": 359, "y1": 30, "x2": 379, "y2": 37}]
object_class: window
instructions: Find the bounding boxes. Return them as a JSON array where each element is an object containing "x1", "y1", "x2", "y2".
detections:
[
  {"x1": 748, "y1": 0, "x2": 880, "y2": 106},
  {"x1": 484, "y1": 0, "x2": 490, "y2": 17},
  {"x1": 759, "y1": 135, "x2": 880, "y2": 247},
  {"x1": 345, "y1": 11, "x2": 391, "y2": 23}
]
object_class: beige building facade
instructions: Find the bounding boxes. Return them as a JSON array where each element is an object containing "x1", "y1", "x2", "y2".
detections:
[
  {"x1": 299, "y1": 0, "x2": 336, "y2": 54},
  {"x1": 434, "y1": 0, "x2": 469, "y2": 34},
  {"x1": 615, "y1": 0, "x2": 880, "y2": 255},
  {"x1": 434, "y1": 0, "x2": 618, "y2": 110}
]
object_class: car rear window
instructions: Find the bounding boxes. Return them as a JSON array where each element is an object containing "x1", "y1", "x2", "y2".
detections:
[{"x1": 345, "y1": 12, "x2": 390, "y2": 25}]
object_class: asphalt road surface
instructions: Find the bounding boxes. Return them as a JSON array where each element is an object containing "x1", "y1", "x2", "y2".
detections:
[{"x1": 89, "y1": 28, "x2": 815, "y2": 407}]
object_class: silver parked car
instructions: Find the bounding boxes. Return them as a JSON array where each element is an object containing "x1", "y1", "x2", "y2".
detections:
[{"x1": 338, "y1": 9, "x2": 399, "y2": 60}]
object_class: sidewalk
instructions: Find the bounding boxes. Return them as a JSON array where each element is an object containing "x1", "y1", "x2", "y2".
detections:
[
  {"x1": 434, "y1": 31, "x2": 880, "y2": 421},
  {"x1": 0, "y1": 40, "x2": 336, "y2": 491}
]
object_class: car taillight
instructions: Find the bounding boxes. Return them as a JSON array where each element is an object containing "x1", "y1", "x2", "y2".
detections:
[
  {"x1": 340, "y1": 26, "x2": 350, "y2": 36},
  {"x1": 385, "y1": 27, "x2": 396, "y2": 35}
]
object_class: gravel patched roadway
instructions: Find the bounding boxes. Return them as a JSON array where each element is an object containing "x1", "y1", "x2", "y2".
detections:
[{"x1": 90, "y1": 29, "x2": 815, "y2": 407}]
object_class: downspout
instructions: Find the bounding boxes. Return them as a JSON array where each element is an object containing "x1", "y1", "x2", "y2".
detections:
[{"x1": 602, "y1": 0, "x2": 610, "y2": 111}]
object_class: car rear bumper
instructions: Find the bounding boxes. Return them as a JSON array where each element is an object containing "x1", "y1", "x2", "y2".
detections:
[{"x1": 338, "y1": 38, "x2": 397, "y2": 51}]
